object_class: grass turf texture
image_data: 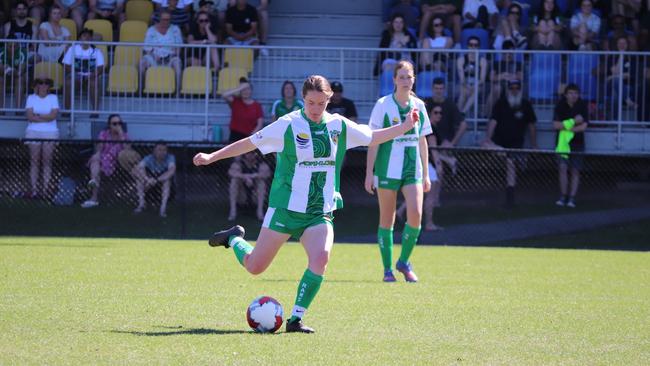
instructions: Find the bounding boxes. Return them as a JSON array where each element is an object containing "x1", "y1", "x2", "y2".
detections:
[{"x1": 1, "y1": 237, "x2": 648, "y2": 365}]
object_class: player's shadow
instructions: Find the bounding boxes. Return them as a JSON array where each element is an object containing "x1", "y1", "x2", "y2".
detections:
[{"x1": 111, "y1": 325, "x2": 249, "y2": 336}]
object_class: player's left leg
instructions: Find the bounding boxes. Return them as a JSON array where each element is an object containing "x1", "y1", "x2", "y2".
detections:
[{"x1": 397, "y1": 183, "x2": 423, "y2": 282}]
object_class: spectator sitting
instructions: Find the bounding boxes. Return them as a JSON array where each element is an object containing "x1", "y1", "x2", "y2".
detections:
[
  {"x1": 605, "y1": 35, "x2": 638, "y2": 114},
  {"x1": 530, "y1": 0, "x2": 565, "y2": 50},
  {"x1": 419, "y1": 14, "x2": 453, "y2": 72},
  {"x1": 0, "y1": 36, "x2": 28, "y2": 110},
  {"x1": 53, "y1": 0, "x2": 87, "y2": 34},
  {"x1": 611, "y1": 0, "x2": 641, "y2": 34},
  {"x1": 88, "y1": 0, "x2": 126, "y2": 30},
  {"x1": 462, "y1": 0, "x2": 499, "y2": 31},
  {"x1": 187, "y1": 11, "x2": 220, "y2": 70},
  {"x1": 140, "y1": 10, "x2": 183, "y2": 93},
  {"x1": 326, "y1": 81, "x2": 358, "y2": 121},
  {"x1": 375, "y1": 13, "x2": 417, "y2": 76},
  {"x1": 485, "y1": 40, "x2": 523, "y2": 111},
  {"x1": 388, "y1": 0, "x2": 419, "y2": 37},
  {"x1": 225, "y1": 0, "x2": 259, "y2": 46},
  {"x1": 153, "y1": 0, "x2": 193, "y2": 12},
  {"x1": 603, "y1": 14, "x2": 638, "y2": 51},
  {"x1": 222, "y1": 77, "x2": 264, "y2": 142},
  {"x1": 133, "y1": 141, "x2": 176, "y2": 217},
  {"x1": 194, "y1": 0, "x2": 228, "y2": 39},
  {"x1": 24, "y1": 78, "x2": 59, "y2": 199},
  {"x1": 62, "y1": 28, "x2": 105, "y2": 113},
  {"x1": 481, "y1": 79, "x2": 538, "y2": 208},
  {"x1": 418, "y1": 0, "x2": 461, "y2": 44},
  {"x1": 493, "y1": 3, "x2": 527, "y2": 49},
  {"x1": 271, "y1": 80, "x2": 303, "y2": 121},
  {"x1": 152, "y1": 0, "x2": 191, "y2": 35},
  {"x1": 228, "y1": 151, "x2": 271, "y2": 221},
  {"x1": 570, "y1": 0, "x2": 601, "y2": 50},
  {"x1": 456, "y1": 36, "x2": 488, "y2": 114},
  {"x1": 24, "y1": 0, "x2": 46, "y2": 25},
  {"x1": 37, "y1": 6, "x2": 71, "y2": 62},
  {"x1": 81, "y1": 114, "x2": 131, "y2": 208},
  {"x1": 4, "y1": 2, "x2": 38, "y2": 56},
  {"x1": 247, "y1": 0, "x2": 270, "y2": 53}
]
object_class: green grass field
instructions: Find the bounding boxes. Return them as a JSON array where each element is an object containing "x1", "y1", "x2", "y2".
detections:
[{"x1": 1, "y1": 237, "x2": 648, "y2": 365}]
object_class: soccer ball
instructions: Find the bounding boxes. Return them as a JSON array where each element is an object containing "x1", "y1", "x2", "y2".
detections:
[{"x1": 246, "y1": 296, "x2": 283, "y2": 333}]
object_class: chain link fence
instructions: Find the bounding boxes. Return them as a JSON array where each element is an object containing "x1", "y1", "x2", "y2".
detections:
[{"x1": 1, "y1": 138, "x2": 649, "y2": 249}]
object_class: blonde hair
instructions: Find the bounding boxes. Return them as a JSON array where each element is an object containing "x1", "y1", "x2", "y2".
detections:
[
  {"x1": 302, "y1": 75, "x2": 333, "y2": 98},
  {"x1": 393, "y1": 60, "x2": 417, "y2": 96}
]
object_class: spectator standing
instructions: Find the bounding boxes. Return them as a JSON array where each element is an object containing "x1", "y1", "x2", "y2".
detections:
[
  {"x1": 24, "y1": 78, "x2": 59, "y2": 199},
  {"x1": 326, "y1": 81, "x2": 358, "y2": 121},
  {"x1": 187, "y1": 11, "x2": 220, "y2": 70},
  {"x1": 134, "y1": 142, "x2": 176, "y2": 217},
  {"x1": 418, "y1": 0, "x2": 461, "y2": 44},
  {"x1": 481, "y1": 79, "x2": 537, "y2": 207},
  {"x1": 52, "y1": 0, "x2": 87, "y2": 34},
  {"x1": 271, "y1": 80, "x2": 303, "y2": 121},
  {"x1": 375, "y1": 13, "x2": 418, "y2": 75},
  {"x1": 530, "y1": 0, "x2": 565, "y2": 50},
  {"x1": 227, "y1": 151, "x2": 271, "y2": 221},
  {"x1": 81, "y1": 114, "x2": 130, "y2": 208},
  {"x1": 37, "y1": 6, "x2": 71, "y2": 62},
  {"x1": 222, "y1": 77, "x2": 264, "y2": 142},
  {"x1": 140, "y1": 10, "x2": 183, "y2": 93},
  {"x1": 570, "y1": 0, "x2": 601, "y2": 50},
  {"x1": 0, "y1": 36, "x2": 28, "y2": 110},
  {"x1": 456, "y1": 36, "x2": 488, "y2": 114},
  {"x1": 225, "y1": 0, "x2": 259, "y2": 45},
  {"x1": 419, "y1": 14, "x2": 453, "y2": 72},
  {"x1": 62, "y1": 28, "x2": 105, "y2": 113},
  {"x1": 553, "y1": 84, "x2": 588, "y2": 208},
  {"x1": 462, "y1": 0, "x2": 499, "y2": 31}
]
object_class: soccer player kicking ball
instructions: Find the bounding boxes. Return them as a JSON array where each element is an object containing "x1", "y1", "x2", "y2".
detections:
[
  {"x1": 193, "y1": 75, "x2": 420, "y2": 333},
  {"x1": 365, "y1": 60, "x2": 432, "y2": 283}
]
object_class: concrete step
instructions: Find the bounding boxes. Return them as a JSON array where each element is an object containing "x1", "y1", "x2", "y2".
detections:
[
  {"x1": 253, "y1": 56, "x2": 376, "y2": 81},
  {"x1": 269, "y1": 0, "x2": 381, "y2": 16},
  {"x1": 269, "y1": 13, "x2": 382, "y2": 37},
  {"x1": 267, "y1": 34, "x2": 380, "y2": 48}
]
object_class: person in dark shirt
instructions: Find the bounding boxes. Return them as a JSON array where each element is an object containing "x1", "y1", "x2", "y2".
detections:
[
  {"x1": 482, "y1": 79, "x2": 537, "y2": 207},
  {"x1": 326, "y1": 81, "x2": 358, "y2": 121},
  {"x1": 553, "y1": 83, "x2": 588, "y2": 208},
  {"x1": 225, "y1": 0, "x2": 259, "y2": 45}
]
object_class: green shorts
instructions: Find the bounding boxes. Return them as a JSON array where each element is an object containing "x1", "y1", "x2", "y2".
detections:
[
  {"x1": 262, "y1": 207, "x2": 334, "y2": 239},
  {"x1": 374, "y1": 176, "x2": 422, "y2": 191}
]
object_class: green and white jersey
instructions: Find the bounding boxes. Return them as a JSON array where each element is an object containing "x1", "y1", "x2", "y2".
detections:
[
  {"x1": 251, "y1": 109, "x2": 373, "y2": 214},
  {"x1": 271, "y1": 98, "x2": 303, "y2": 119},
  {"x1": 369, "y1": 94, "x2": 432, "y2": 180}
]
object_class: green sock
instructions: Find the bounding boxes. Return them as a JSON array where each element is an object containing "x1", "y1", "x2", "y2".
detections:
[
  {"x1": 377, "y1": 227, "x2": 394, "y2": 271},
  {"x1": 230, "y1": 236, "x2": 252, "y2": 266},
  {"x1": 288, "y1": 269, "x2": 323, "y2": 323},
  {"x1": 399, "y1": 224, "x2": 421, "y2": 263}
]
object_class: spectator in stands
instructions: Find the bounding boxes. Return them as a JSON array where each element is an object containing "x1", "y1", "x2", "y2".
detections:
[
  {"x1": 53, "y1": 0, "x2": 87, "y2": 34},
  {"x1": 248, "y1": 0, "x2": 269, "y2": 53},
  {"x1": 152, "y1": 0, "x2": 191, "y2": 35},
  {"x1": 222, "y1": 77, "x2": 264, "y2": 142},
  {"x1": 388, "y1": 0, "x2": 419, "y2": 37},
  {"x1": 326, "y1": 81, "x2": 358, "y2": 121},
  {"x1": 423, "y1": 77, "x2": 466, "y2": 207},
  {"x1": 271, "y1": 80, "x2": 303, "y2": 121},
  {"x1": 606, "y1": 35, "x2": 638, "y2": 112},
  {"x1": 485, "y1": 40, "x2": 523, "y2": 111},
  {"x1": 603, "y1": 14, "x2": 638, "y2": 51},
  {"x1": 639, "y1": 49, "x2": 650, "y2": 122},
  {"x1": 187, "y1": 11, "x2": 220, "y2": 70},
  {"x1": 24, "y1": 78, "x2": 59, "y2": 199},
  {"x1": 481, "y1": 79, "x2": 538, "y2": 208},
  {"x1": 419, "y1": 14, "x2": 453, "y2": 72},
  {"x1": 133, "y1": 141, "x2": 176, "y2": 217},
  {"x1": 553, "y1": 83, "x2": 588, "y2": 208},
  {"x1": 611, "y1": 0, "x2": 641, "y2": 34},
  {"x1": 4, "y1": 2, "x2": 38, "y2": 55},
  {"x1": 37, "y1": 6, "x2": 71, "y2": 62},
  {"x1": 570, "y1": 0, "x2": 601, "y2": 50},
  {"x1": 375, "y1": 13, "x2": 417, "y2": 76},
  {"x1": 493, "y1": 3, "x2": 527, "y2": 49},
  {"x1": 456, "y1": 36, "x2": 487, "y2": 114},
  {"x1": 88, "y1": 0, "x2": 126, "y2": 29},
  {"x1": 225, "y1": 0, "x2": 259, "y2": 46},
  {"x1": 195, "y1": 0, "x2": 228, "y2": 39},
  {"x1": 0, "y1": 36, "x2": 28, "y2": 110},
  {"x1": 418, "y1": 0, "x2": 461, "y2": 44},
  {"x1": 530, "y1": 0, "x2": 565, "y2": 50},
  {"x1": 153, "y1": 0, "x2": 193, "y2": 12},
  {"x1": 140, "y1": 10, "x2": 183, "y2": 93},
  {"x1": 227, "y1": 151, "x2": 271, "y2": 221},
  {"x1": 24, "y1": 0, "x2": 47, "y2": 25},
  {"x1": 462, "y1": 0, "x2": 499, "y2": 31},
  {"x1": 81, "y1": 114, "x2": 131, "y2": 209},
  {"x1": 62, "y1": 28, "x2": 105, "y2": 113}
]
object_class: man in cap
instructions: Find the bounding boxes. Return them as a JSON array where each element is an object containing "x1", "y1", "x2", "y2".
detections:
[{"x1": 326, "y1": 81, "x2": 358, "y2": 121}]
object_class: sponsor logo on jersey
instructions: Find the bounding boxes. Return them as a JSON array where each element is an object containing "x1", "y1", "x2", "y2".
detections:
[
  {"x1": 298, "y1": 160, "x2": 335, "y2": 167},
  {"x1": 296, "y1": 132, "x2": 310, "y2": 149},
  {"x1": 393, "y1": 136, "x2": 419, "y2": 143},
  {"x1": 329, "y1": 130, "x2": 340, "y2": 145},
  {"x1": 392, "y1": 116, "x2": 400, "y2": 125}
]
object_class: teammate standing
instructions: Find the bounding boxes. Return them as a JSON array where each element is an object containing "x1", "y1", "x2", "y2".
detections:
[
  {"x1": 364, "y1": 60, "x2": 432, "y2": 283},
  {"x1": 193, "y1": 75, "x2": 420, "y2": 333}
]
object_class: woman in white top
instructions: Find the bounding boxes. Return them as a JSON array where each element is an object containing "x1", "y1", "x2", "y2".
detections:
[
  {"x1": 420, "y1": 14, "x2": 453, "y2": 72},
  {"x1": 38, "y1": 6, "x2": 71, "y2": 62},
  {"x1": 24, "y1": 78, "x2": 60, "y2": 199},
  {"x1": 140, "y1": 10, "x2": 183, "y2": 92}
]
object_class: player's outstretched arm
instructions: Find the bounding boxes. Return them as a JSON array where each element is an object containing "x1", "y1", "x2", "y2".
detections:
[
  {"x1": 368, "y1": 108, "x2": 419, "y2": 147},
  {"x1": 193, "y1": 137, "x2": 257, "y2": 166}
]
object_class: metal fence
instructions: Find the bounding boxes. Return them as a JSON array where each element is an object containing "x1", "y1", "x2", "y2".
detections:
[
  {"x1": 1, "y1": 39, "x2": 650, "y2": 145},
  {"x1": 1, "y1": 138, "x2": 649, "y2": 248}
]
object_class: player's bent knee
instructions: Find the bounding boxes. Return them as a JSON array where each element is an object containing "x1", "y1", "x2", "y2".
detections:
[{"x1": 308, "y1": 251, "x2": 330, "y2": 273}]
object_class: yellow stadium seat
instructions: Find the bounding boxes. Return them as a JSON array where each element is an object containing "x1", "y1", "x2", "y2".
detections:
[
  {"x1": 119, "y1": 20, "x2": 148, "y2": 43},
  {"x1": 181, "y1": 66, "x2": 212, "y2": 95},
  {"x1": 107, "y1": 65, "x2": 138, "y2": 93},
  {"x1": 144, "y1": 66, "x2": 175, "y2": 94},
  {"x1": 84, "y1": 19, "x2": 113, "y2": 42},
  {"x1": 34, "y1": 62, "x2": 64, "y2": 90},
  {"x1": 113, "y1": 45, "x2": 142, "y2": 66},
  {"x1": 217, "y1": 67, "x2": 247, "y2": 95},
  {"x1": 60, "y1": 18, "x2": 77, "y2": 40},
  {"x1": 126, "y1": 0, "x2": 154, "y2": 23},
  {"x1": 223, "y1": 48, "x2": 254, "y2": 73}
]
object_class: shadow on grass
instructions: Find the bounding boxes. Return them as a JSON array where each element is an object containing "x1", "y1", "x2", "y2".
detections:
[{"x1": 111, "y1": 326, "x2": 250, "y2": 336}]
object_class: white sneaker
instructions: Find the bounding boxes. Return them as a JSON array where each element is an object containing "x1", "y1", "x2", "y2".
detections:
[
  {"x1": 566, "y1": 200, "x2": 576, "y2": 208},
  {"x1": 81, "y1": 200, "x2": 99, "y2": 208},
  {"x1": 555, "y1": 198, "x2": 566, "y2": 207}
]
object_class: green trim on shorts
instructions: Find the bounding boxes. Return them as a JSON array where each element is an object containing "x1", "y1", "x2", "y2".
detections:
[
  {"x1": 263, "y1": 207, "x2": 334, "y2": 239},
  {"x1": 375, "y1": 176, "x2": 422, "y2": 191}
]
